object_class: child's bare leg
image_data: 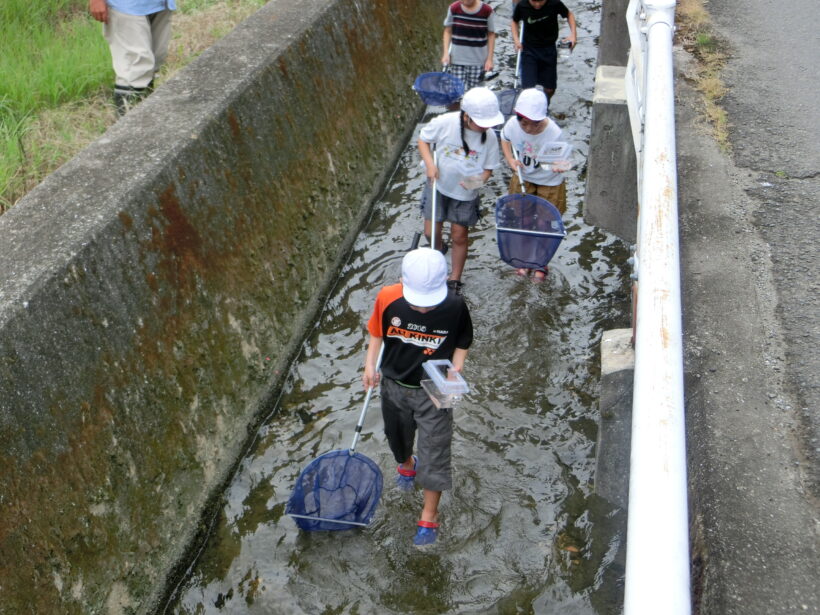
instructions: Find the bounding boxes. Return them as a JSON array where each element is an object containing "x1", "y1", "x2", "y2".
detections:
[
  {"x1": 449, "y1": 223, "x2": 469, "y2": 280},
  {"x1": 420, "y1": 488, "x2": 441, "y2": 523}
]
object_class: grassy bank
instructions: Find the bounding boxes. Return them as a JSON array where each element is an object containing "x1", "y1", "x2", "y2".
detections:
[
  {"x1": 675, "y1": 0, "x2": 731, "y2": 151},
  {"x1": 0, "y1": 0, "x2": 265, "y2": 213}
]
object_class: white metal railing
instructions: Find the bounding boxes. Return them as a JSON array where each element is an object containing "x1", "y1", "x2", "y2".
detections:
[{"x1": 623, "y1": 2, "x2": 691, "y2": 615}]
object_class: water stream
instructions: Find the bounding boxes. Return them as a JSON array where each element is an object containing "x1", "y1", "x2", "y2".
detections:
[{"x1": 166, "y1": 1, "x2": 630, "y2": 612}]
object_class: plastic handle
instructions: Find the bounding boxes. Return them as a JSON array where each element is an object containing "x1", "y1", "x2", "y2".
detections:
[
  {"x1": 430, "y1": 148, "x2": 438, "y2": 252},
  {"x1": 349, "y1": 338, "x2": 385, "y2": 454},
  {"x1": 514, "y1": 21, "x2": 525, "y2": 90},
  {"x1": 512, "y1": 146, "x2": 526, "y2": 190}
]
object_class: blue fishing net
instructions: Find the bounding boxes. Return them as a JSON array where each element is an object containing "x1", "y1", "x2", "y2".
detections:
[
  {"x1": 286, "y1": 449, "x2": 383, "y2": 531},
  {"x1": 496, "y1": 88, "x2": 520, "y2": 119},
  {"x1": 413, "y1": 72, "x2": 465, "y2": 107},
  {"x1": 495, "y1": 193, "x2": 566, "y2": 269}
]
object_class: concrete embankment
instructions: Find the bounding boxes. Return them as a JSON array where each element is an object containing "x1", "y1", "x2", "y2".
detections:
[{"x1": 0, "y1": 1, "x2": 441, "y2": 612}]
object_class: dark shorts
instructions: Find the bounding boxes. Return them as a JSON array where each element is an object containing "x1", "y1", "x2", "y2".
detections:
[
  {"x1": 421, "y1": 185, "x2": 480, "y2": 227},
  {"x1": 380, "y1": 377, "x2": 453, "y2": 492},
  {"x1": 520, "y1": 46, "x2": 558, "y2": 91}
]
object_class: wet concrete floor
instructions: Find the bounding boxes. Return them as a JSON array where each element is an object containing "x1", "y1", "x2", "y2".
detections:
[{"x1": 164, "y1": 1, "x2": 632, "y2": 613}]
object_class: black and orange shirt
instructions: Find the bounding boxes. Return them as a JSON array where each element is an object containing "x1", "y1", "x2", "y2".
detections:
[{"x1": 367, "y1": 283, "x2": 473, "y2": 387}]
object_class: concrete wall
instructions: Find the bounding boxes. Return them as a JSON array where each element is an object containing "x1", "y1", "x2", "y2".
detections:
[
  {"x1": 0, "y1": 1, "x2": 442, "y2": 612},
  {"x1": 584, "y1": 65, "x2": 638, "y2": 243},
  {"x1": 597, "y1": 0, "x2": 631, "y2": 67}
]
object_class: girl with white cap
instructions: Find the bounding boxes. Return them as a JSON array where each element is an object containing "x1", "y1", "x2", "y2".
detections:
[
  {"x1": 417, "y1": 86, "x2": 504, "y2": 293},
  {"x1": 500, "y1": 87, "x2": 571, "y2": 281}
]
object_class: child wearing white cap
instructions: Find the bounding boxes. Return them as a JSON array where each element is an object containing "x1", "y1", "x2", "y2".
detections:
[
  {"x1": 417, "y1": 86, "x2": 503, "y2": 293},
  {"x1": 363, "y1": 248, "x2": 473, "y2": 545},
  {"x1": 500, "y1": 88, "x2": 571, "y2": 281}
]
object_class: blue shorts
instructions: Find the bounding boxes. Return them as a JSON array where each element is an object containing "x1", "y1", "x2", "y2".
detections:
[{"x1": 520, "y1": 46, "x2": 558, "y2": 91}]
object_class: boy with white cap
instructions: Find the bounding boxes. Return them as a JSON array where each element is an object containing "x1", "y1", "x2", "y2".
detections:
[
  {"x1": 417, "y1": 86, "x2": 504, "y2": 293},
  {"x1": 500, "y1": 88, "x2": 571, "y2": 281},
  {"x1": 363, "y1": 248, "x2": 473, "y2": 545}
]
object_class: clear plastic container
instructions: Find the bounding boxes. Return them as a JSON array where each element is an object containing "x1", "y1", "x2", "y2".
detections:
[
  {"x1": 460, "y1": 175, "x2": 485, "y2": 190},
  {"x1": 420, "y1": 360, "x2": 469, "y2": 409},
  {"x1": 557, "y1": 40, "x2": 572, "y2": 60}
]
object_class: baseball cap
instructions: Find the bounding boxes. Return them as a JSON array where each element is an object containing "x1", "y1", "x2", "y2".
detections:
[
  {"x1": 401, "y1": 248, "x2": 449, "y2": 307},
  {"x1": 514, "y1": 88, "x2": 548, "y2": 121},
  {"x1": 461, "y1": 86, "x2": 505, "y2": 128}
]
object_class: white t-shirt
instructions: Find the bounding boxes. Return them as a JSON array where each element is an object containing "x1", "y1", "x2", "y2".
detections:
[
  {"x1": 419, "y1": 111, "x2": 501, "y2": 201},
  {"x1": 501, "y1": 116, "x2": 569, "y2": 186}
]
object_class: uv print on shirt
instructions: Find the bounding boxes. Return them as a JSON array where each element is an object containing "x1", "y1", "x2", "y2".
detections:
[
  {"x1": 501, "y1": 116, "x2": 570, "y2": 186},
  {"x1": 368, "y1": 284, "x2": 473, "y2": 386}
]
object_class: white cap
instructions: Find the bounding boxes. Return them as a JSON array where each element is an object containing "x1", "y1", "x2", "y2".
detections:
[
  {"x1": 514, "y1": 88, "x2": 548, "y2": 121},
  {"x1": 401, "y1": 248, "x2": 448, "y2": 307},
  {"x1": 461, "y1": 86, "x2": 505, "y2": 127}
]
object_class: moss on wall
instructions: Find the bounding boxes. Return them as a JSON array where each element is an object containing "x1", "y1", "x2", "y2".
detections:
[{"x1": 0, "y1": 0, "x2": 442, "y2": 612}]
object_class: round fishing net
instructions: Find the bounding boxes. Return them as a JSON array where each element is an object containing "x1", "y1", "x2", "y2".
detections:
[
  {"x1": 496, "y1": 88, "x2": 520, "y2": 120},
  {"x1": 413, "y1": 72, "x2": 465, "y2": 107},
  {"x1": 495, "y1": 193, "x2": 566, "y2": 269},
  {"x1": 286, "y1": 449, "x2": 383, "y2": 531}
]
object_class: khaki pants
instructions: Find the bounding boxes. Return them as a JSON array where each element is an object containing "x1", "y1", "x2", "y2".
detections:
[
  {"x1": 104, "y1": 8, "x2": 172, "y2": 89},
  {"x1": 508, "y1": 175, "x2": 567, "y2": 215}
]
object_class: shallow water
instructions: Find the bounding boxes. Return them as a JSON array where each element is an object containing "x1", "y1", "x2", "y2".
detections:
[{"x1": 166, "y1": 1, "x2": 631, "y2": 613}]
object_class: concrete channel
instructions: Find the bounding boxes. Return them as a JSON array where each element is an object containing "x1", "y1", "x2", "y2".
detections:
[
  {"x1": 0, "y1": 1, "x2": 445, "y2": 612},
  {"x1": 0, "y1": 0, "x2": 637, "y2": 613}
]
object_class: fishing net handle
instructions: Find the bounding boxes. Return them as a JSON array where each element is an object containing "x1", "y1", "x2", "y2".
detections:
[
  {"x1": 514, "y1": 21, "x2": 524, "y2": 90},
  {"x1": 350, "y1": 343, "x2": 385, "y2": 454},
  {"x1": 512, "y1": 145, "x2": 526, "y2": 190},
  {"x1": 431, "y1": 148, "x2": 438, "y2": 252}
]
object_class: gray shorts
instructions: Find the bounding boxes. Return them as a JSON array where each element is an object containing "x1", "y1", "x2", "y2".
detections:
[
  {"x1": 380, "y1": 377, "x2": 453, "y2": 491},
  {"x1": 421, "y1": 185, "x2": 480, "y2": 227}
]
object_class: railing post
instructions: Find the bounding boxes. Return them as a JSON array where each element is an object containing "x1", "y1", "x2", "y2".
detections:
[{"x1": 624, "y1": 2, "x2": 691, "y2": 615}]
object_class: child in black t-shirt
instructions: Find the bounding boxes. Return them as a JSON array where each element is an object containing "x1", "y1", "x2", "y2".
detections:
[
  {"x1": 363, "y1": 248, "x2": 473, "y2": 545},
  {"x1": 511, "y1": 0, "x2": 577, "y2": 102}
]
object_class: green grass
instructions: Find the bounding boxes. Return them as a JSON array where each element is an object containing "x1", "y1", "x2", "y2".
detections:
[
  {"x1": 1, "y1": 0, "x2": 111, "y2": 210},
  {"x1": 0, "y1": 0, "x2": 266, "y2": 213}
]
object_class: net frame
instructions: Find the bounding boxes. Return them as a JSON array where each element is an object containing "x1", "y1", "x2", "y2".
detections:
[
  {"x1": 495, "y1": 193, "x2": 567, "y2": 269},
  {"x1": 412, "y1": 72, "x2": 465, "y2": 107},
  {"x1": 286, "y1": 449, "x2": 383, "y2": 531}
]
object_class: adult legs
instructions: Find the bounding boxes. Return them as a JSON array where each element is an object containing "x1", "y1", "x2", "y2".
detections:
[{"x1": 104, "y1": 8, "x2": 172, "y2": 114}]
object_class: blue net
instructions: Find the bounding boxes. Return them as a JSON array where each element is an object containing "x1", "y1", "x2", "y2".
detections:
[
  {"x1": 413, "y1": 72, "x2": 465, "y2": 107},
  {"x1": 496, "y1": 88, "x2": 520, "y2": 119},
  {"x1": 286, "y1": 449, "x2": 383, "y2": 531},
  {"x1": 495, "y1": 193, "x2": 567, "y2": 269}
]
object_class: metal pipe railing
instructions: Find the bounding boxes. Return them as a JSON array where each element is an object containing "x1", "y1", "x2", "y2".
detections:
[{"x1": 623, "y1": 2, "x2": 691, "y2": 614}]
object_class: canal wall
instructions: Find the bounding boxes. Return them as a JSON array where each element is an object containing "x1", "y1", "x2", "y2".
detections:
[
  {"x1": 0, "y1": 0, "x2": 442, "y2": 612},
  {"x1": 584, "y1": 0, "x2": 638, "y2": 243}
]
